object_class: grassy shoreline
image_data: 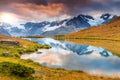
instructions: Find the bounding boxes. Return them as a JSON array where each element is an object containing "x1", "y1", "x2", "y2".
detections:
[{"x1": 0, "y1": 34, "x2": 120, "y2": 80}]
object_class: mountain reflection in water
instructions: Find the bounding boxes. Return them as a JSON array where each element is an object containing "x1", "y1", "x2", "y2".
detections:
[{"x1": 21, "y1": 38, "x2": 120, "y2": 78}]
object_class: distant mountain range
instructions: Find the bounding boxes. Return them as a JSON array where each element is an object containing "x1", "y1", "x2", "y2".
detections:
[{"x1": 0, "y1": 13, "x2": 117, "y2": 36}]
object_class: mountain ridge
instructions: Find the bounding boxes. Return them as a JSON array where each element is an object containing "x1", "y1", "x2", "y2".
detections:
[
  {"x1": 66, "y1": 16, "x2": 120, "y2": 38},
  {"x1": 0, "y1": 13, "x2": 117, "y2": 36}
]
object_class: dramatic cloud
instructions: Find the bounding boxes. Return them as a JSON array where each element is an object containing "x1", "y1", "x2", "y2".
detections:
[
  {"x1": 0, "y1": 0, "x2": 48, "y2": 5},
  {"x1": 6, "y1": 3, "x2": 66, "y2": 22},
  {"x1": 11, "y1": 3, "x2": 65, "y2": 16},
  {"x1": 0, "y1": 0, "x2": 120, "y2": 22}
]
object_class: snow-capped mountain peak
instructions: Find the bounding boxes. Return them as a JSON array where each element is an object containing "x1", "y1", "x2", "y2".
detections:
[
  {"x1": 43, "y1": 20, "x2": 67, "y2": 32},
  {"x1": 0, "y1": 13, "x2": 117, "y2": 36}
]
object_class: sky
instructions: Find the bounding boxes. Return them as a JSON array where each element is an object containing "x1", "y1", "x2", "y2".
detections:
[{"x1": 0, "y1": 0, "x2": 120, "y2": 24}]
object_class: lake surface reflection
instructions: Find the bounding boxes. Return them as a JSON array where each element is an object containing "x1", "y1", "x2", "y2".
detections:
[{"x1": 21, "y1": 38, "x2": 120, "y2": 78}]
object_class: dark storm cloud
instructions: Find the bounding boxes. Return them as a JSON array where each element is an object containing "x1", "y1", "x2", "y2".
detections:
[
  {"x1": 48, "y1": 0, "x2": 120, "y2": 16},
  {"x1": 0, "y1": 0, "x2": 90, "y2": 13},
  {"x1": 0, "y1": 0, "x2": 119, "y2": 15},
  {"x1": 84, "y1": 0, "x2": 120, "y2": 16},
  {"x1": 0, "y1": 0, "x2": 89, "y2": 5},
  {"x1": 0, "y1": 0, "x2": 48, "y2": 5},
  {"x1": 0, "y1": 0, "x2": 120, "y2": 22},
  {"x1": 48, "y1": 0, "x2": 91, "y2": 15},
  {"x1": 49, "y1": 0, "x2": 90, "y2": 7},
  {"x1": 50, "y1": 0, "x2": 120, "y2": 16}
]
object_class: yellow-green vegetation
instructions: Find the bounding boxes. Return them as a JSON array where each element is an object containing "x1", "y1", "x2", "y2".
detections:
[
  {"x1": 0, "y1": 34, "x2": 51, "y2": 57},
  {"x1": 64, "y1": 17, "x2": 120, "y2": 56},
  {"x1": 0, "y1": 34, "x2": 120, "y2": 80},
  {"x1": 0, "y1": 57, "x2": 119, "y2": 80},
  {"x1": 20, "y1": 35, "x2": 45, "y2": 38},
  {"x1": 0, "y1": 62, "x2": 35, "y2": 79}
]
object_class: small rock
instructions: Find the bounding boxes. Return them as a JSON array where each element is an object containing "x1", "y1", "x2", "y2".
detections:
[{"x1": 36, "y1": 52, "x2": 42, "y2": 54}]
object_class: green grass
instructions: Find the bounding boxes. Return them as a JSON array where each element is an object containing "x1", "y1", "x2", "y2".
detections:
[
  {"x1": 0, "y1": 43, "x2": 51, "y2": 58},
  {"x1": 0, "y1": 62, "x2": 35, "y2": 78},
  {"x1": 0, "y1": 57, "x2": 119, "y2": 80}
]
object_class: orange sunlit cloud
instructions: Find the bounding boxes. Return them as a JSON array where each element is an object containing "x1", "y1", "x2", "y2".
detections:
[
  {"x1": 6, "y1": 3, "x2": 67, "y2": 21},
  {"x1": 10, "y1": 3, "x2": 66, "y2": 16}
]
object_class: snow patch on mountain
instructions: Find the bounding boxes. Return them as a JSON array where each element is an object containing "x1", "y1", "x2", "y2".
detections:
[
  {"x1": 43, "y1": 21, "x2": 66, "y2": 32},
  {"x1": 0, "y1": 13, "x2": 117, "y2": 36},
  {"x1": 88, "y1": 18, "x2": 105, "y2": 26}
]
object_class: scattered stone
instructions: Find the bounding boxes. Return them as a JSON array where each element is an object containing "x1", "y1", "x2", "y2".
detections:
[
  {"x1": 36, "y1": 52, "x2": 42, "y2": 54},
  {"x1": 0, "y1": 40, "x2": 19, "y2": 45}
]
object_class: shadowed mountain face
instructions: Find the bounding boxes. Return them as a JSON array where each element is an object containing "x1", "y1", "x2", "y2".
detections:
[
  {"x1": 0, "y1": 26, "x2": 10, "y2": 36},
  {"x1": 0, "y1": 13, "x2": 117, "y2": 36},
  {"x1": 66, "y1": 16, "x2": 120, "y2": 39},
  {"x1": 100, "y1": 13, "x2": 117, "y2": 24}
]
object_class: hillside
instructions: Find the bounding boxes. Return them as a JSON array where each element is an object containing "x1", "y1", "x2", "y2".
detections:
[
  {"x1": 0, "y1": 34, "x2": 120, "y2": 80},
  {"x1": 67, "y1": 17, "x2": 120, "y2": 38},
  {"x1": 65, "y1": 17, "x2": 120, "y2": 56}
]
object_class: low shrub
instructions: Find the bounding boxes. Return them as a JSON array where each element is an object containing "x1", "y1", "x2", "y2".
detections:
[
  {"x1": 2, "y1": 52, "x2": 13, "y2": 57},
  {"x1": 25, "y1": 47, "x2": 36, "y2": 53},
  {"x1": 17, "y1": 48, "x2": 25, "y2": 54},
  {"x1": 0, "y1": 62, "x2": 35, "y2": 77}
]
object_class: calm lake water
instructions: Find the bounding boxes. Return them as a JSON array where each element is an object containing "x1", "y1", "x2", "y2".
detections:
[{"x1": 21, "y1": 38, "x2": 120, "y2": 78}]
